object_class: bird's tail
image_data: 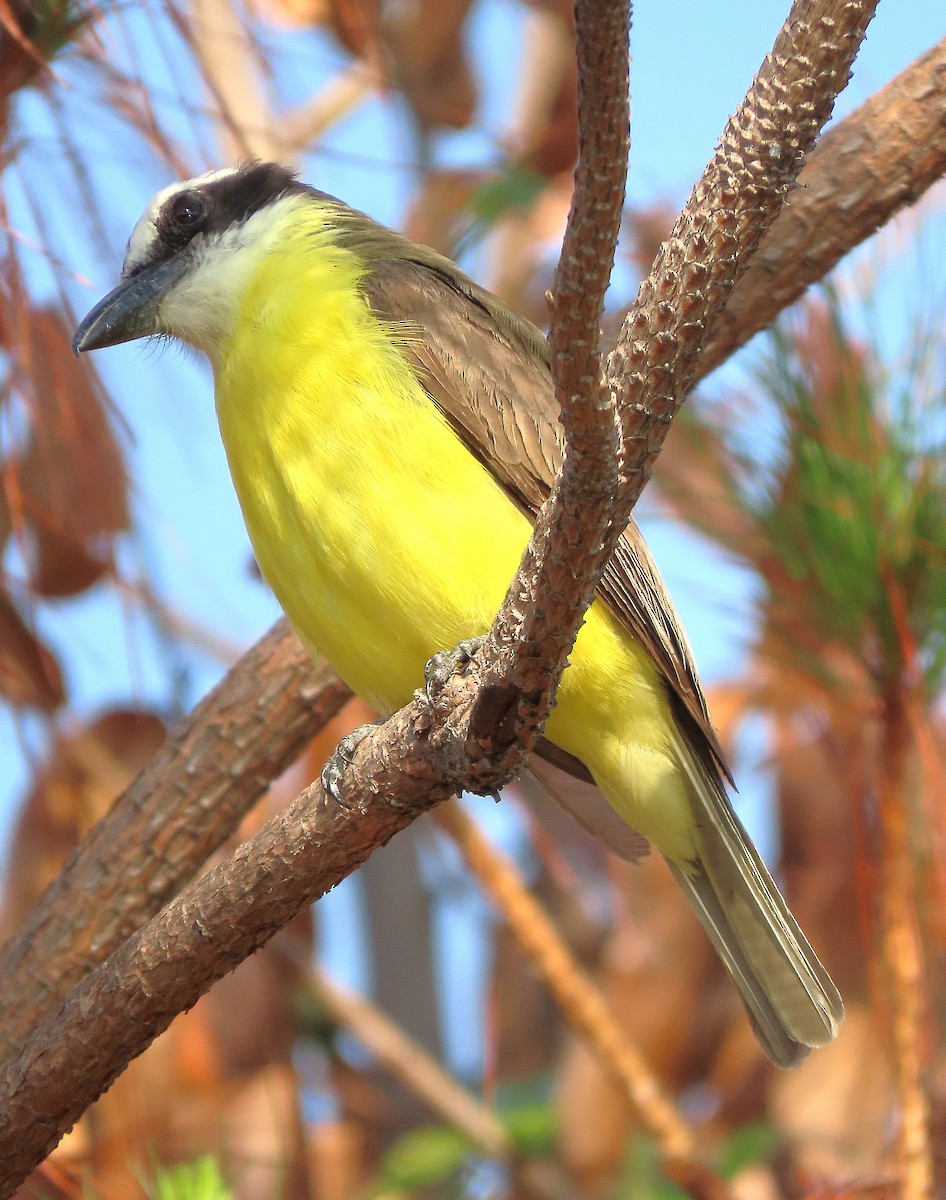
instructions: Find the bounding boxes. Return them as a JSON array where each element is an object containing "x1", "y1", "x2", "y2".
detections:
[{"x1": 669, "y1": 728, "x2": 844, "y2": 1067}]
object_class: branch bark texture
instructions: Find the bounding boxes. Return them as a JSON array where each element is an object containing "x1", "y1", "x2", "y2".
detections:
[
  {"x1": 0, "y1": 619, "x2": 351, "y2": 1057},
  {"x1": 695, "y1": 36, "x2": 946, "y2": 382},
  {"x1": 451, "y1": 0, "x2": 630, "y2": 790},
  {"x1": 0, "y1": 702, "x2": 448, "y2": 1196},
  {"x1": 611, "y1": 0, "x2": 879, "y2": 503}
]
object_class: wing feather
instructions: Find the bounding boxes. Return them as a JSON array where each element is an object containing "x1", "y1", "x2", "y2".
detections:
[{"x1": 363, "y1": 255, "x2": 729, "y2": 782}]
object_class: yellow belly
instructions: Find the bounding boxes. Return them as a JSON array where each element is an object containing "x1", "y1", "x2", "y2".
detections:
[{"x1": 212, "y1": 249, "x2": 694, "y2": 861}]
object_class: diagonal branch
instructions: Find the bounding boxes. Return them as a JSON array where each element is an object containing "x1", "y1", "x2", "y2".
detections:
[
  {"x1": 611, "y1": 0, "x2": 879, "y2": 504},
  {"x1": 305, "y1": 962, "x2": 575, "y2": 1200},
  {"x1": 694, "y1": 36, "x2": 946, "y2": 382},
  {"x1": 0, "y1": 704, "x2": 449, "y2": 1197},
  {"x1": 0, "y1": 619, "x2": 351, "y2": 1057},
  {"x1": 432, "y1": 804, "x2": 697, "y2": 1162},
  {"x1": 308, "y1": 962, "x2": 517, "y2": 1162}
]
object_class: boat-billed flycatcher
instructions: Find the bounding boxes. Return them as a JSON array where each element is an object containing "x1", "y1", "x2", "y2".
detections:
[{"x1": 73, "y1": 160, "x2": 843, "y2": 1066}]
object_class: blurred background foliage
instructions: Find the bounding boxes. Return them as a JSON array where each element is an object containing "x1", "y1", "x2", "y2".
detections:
[{"x1": 1, "y1": 0, "x2": 946, "y2": 1197}]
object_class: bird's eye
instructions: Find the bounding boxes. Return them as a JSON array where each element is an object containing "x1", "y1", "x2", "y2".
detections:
[{"x1": 170, "y1": 192, "x2": 204, "y2": 227}]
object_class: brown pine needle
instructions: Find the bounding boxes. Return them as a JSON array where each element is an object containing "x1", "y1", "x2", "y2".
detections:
[
  {"x1": 305, "y1": 965, "x2": 574, "y2": 1200},
  {"x1": 878, "y1": 684, "x2": 932, "y2": 1200},
  {"x1": 310, "y1": 963, "x2": 514, "y2": 1159},
  {"x1": 432, "y1": 802, "x2": 701, "y2": 1165}
]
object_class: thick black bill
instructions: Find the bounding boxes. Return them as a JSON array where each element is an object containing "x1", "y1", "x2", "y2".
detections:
[{"x1": 72, "y1": 254, "x2": 190, "y2": 355}]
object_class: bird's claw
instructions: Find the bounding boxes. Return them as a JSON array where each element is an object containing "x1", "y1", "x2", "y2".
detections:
[
  {"x1": 424, "y1": 636, "x2": 484, "y2": 702},
  {"x1": 320, "y1": 718, "x2": 386, "y2": 805}
]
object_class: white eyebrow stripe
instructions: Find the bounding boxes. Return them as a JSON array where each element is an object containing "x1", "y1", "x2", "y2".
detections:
[{"x1": 122, "y1": 166, "x2": 243, "y2": 277}]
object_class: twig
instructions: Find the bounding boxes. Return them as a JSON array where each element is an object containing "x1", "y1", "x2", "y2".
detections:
[
  {"x1": 611, "y1": 0, "x2": 879, "y2": 506},
  {"x1": 306, "y1": 965, "x2": 574, "y2": 1200},
  {"x1": 432, "y1": 803, "x2": 698, "y2": 1163},
  {"x1": 187, "y1": 0, "x2": 275, "y2": 161},
  {"x1": 276, "y1": 62, "x2": 381, "y2": 160},
  {"x1": 694, "y1": 37, "x2": 946, "y2": 382},
  {"x1": 878, "y1": 682, "x2": 932, "y2": 1200},
  {"x1": 309, "y1": 963, "x2": 515, "y2": 1159}
]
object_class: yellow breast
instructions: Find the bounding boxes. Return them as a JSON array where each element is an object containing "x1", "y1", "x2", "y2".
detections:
[{"x1": 211, "y1": 209, "x2": 693, "y2": 861}]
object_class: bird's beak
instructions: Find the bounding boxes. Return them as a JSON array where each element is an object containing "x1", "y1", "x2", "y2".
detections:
[{"x1": 72, "y1": 254, "x2": 190, "y2": 355}]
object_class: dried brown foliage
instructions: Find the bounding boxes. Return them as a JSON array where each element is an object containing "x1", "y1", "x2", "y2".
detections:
[{"x1": 0, "y1": 280, "x2": 130, "y2": 711}]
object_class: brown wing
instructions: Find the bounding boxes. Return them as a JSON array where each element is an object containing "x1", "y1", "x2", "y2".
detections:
[{"x1": 363, "y1": 255, "x2": 730, "y2": 781}]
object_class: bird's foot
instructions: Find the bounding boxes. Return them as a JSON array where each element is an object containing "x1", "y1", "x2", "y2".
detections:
[
  {"x1": 424, "y1": 637, "x2": 484, "y2": 703},
  {"x1": 320, "y1": 717, "x2": 387, "y2": 806}
]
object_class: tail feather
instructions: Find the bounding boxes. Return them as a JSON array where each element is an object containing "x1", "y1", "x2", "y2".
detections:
[
  {"x1": 525, "y1": 737, "x2": 844, "y2": 1067},
  {"x1": 525, "y1": 755, "x2": 650, "y2": 862},
  {"x1": 670, "y1": 729, "x2": 843, "y2": 1066}
]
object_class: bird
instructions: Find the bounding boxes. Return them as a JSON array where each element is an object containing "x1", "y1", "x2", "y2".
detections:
[{"x1": 73, "y1": 159, "x2": 843, "y2": 1066}]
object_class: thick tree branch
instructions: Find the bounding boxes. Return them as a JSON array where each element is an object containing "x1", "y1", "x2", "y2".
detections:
[
  {"x1": 0, "y1": 704, "x2": 451, "y2": 1196},
  {"x1": 0, "y1": 619, "x2": 352, "y2": 1056}
]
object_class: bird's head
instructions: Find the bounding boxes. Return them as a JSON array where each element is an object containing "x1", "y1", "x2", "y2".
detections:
[{"x1": 73, "y1": 161, "x2": 305, "y2": 357}]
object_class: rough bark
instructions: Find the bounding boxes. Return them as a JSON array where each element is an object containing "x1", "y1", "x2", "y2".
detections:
[
  {"x1": 0, "y1": 619, "x2": 352, "y2": 1056},
  {"x1": 448, "y1": 0, "x2": 631, "y2": 788},
  {"x1": 695, "y1": 36, "x2": 946, "y2": 383},
  {"x1": 611, "y1": 0, "x2": 880, "y2": 504}
]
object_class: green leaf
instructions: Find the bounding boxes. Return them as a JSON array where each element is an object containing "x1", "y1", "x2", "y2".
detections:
[
  {"x1": 503, "y1": 1101, "x2": 556, "y2": 1156},
  {"x1": 716, "y1": 1121, "x2": 780, "y2": 1177},
  {"x1": 453, "y1": 166, "x2": 549, "y2": 256},
  {"x1": 469, "y1": 167, "x2": 547, "y2": 224},
  {"x1": 618, "y1": 1136, "x2": 691, "y2": 1200},
  {"x1": 375, "y1": 1125, "x2": 473, "y2": 1192},
  {"x1": 148, "y1": 1157, "x2": 234, "y2": 1200}
]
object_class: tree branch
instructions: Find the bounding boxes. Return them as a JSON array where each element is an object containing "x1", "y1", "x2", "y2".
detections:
[
  {"x1": 694, "y1": 36, "x2": 946, "y2": 382},
  {"x1": 305, "y1": 961, "x2": 580, "y2": 1199},
  {"x1": 0, "y1": 619, "x2": 352, "y2": 1057},
  {"x1": 0, "y1": 705, "x2": 450, "y2": 1197},
  {"x1": 432, "y1": 804, "x2": 698, "y2": 1162},
  {"x1": 308, "y1": 962, "x2": 518, "y2": 1162},
  {"x1": 611, "y1": 0, "x2": 879, "y2": 504},
  {"x1": 433, "y1": 0, "x2": 630, "y2": 790}
]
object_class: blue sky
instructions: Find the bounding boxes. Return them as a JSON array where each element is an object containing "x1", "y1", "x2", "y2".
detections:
[{"x1": 2, "y1": 0, "x2": 945, "y2": 1070}]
